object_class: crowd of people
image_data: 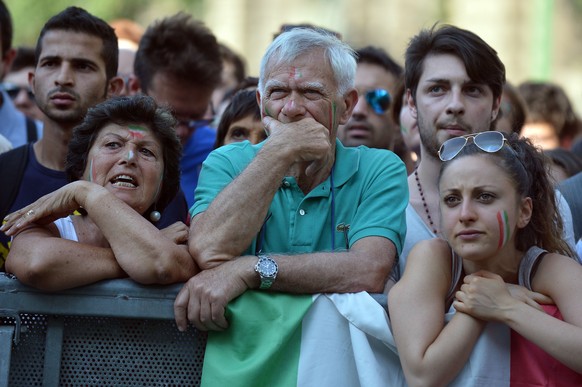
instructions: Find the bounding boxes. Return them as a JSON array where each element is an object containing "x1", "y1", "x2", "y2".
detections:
[{"x1": 0, "y1": 1, "x2": 581, "y2": 385}]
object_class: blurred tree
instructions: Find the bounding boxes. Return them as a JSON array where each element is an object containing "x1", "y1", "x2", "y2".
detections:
[{"x1": 4, "y1": 0, "x2": 203, "y2": 46}]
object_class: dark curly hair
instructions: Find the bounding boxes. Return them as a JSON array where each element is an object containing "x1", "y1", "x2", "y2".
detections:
[
  {"x1": 440, "y1": 132, "x2": 574, "y2": 257},
  {"x1": 66, "y1": 95, "x2": 182, "y2": 217}
]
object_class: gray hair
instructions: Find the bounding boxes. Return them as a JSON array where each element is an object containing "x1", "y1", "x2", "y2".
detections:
[{"x1": 258, "y1": 28, "x2": 356, "y2": 96}]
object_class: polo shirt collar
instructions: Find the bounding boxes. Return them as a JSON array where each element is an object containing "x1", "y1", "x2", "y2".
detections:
[{"x1": 330, "y1": 139, "x2": 359, "y2": 187}]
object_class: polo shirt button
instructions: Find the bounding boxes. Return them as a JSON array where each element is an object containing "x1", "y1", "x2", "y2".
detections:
[
  {"x1": 299, "y1": 209, "x2": 306, "y2": 216},
  {"x1": 283, "y1": 181, "x2": 290, "y2": 187}
]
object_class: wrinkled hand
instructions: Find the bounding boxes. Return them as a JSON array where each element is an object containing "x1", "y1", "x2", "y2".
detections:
[
  {"x1": 160, "y1": 222, "x2": 189, "y2": 244},
  {"x1": 174, "y1": 257, "x2": 252, "y2": 332},
  {"x1": 263, "y1": 116, "x2": 332, "y2": 176},
  {"x1": 453, "y1": 271, "x2": 519, "y2": 322},
  {"x1": 1, "y1": 181, "x2": 93, "y2": 236}
]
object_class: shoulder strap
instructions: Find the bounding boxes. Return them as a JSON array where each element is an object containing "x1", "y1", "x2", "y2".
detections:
[
  {"x1": 518, "y1": 246, "x2": 547, "y2": 290},
  {"x1": 0, "y1": 145, "x2": 30, "y2": 219},
  {"x1": 25, "y1": 117, "x2": 38, "y2": 142},
  {"x1": 445, "y1": 249, "x2": 463, "y2": 309}
]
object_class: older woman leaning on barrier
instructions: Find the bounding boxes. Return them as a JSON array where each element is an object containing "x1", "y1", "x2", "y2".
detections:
[{"x1": 1, "y1": 95, "x2": 198, "y2": 291}]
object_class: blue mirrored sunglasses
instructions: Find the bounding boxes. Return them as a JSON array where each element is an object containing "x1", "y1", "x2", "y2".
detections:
[
  {"x1": 438, "y1": 131, "x2": 508, "y2": 161},
  {"x1": 364, "y1": 89, "x2": 391, "y2": 114}
]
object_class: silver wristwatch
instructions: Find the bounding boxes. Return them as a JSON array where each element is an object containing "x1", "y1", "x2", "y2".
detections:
[{"x1": 254, "y1": 255, "x2": 278, "y2": 289}]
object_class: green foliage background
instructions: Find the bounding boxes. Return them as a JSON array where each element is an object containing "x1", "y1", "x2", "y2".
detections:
[{"x1": 5, "y1": 0, "x2": 204, "y2": 46}]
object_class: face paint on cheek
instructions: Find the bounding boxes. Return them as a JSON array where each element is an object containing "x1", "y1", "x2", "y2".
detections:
[
  {"x1": 329, "y1": 101, "x2": 337, "y2": 129},
  {"x1": 128, "y1": 125, "x2": 147, "y2": 139},
  {"x1": 496, "y1": 210, "x2": 510, "y2": 250},
  {"x1": 263, "y1": 106, "x2": 272, "y2": 118}
]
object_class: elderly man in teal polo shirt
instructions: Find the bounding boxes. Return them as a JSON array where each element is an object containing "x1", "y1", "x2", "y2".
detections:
[{"x1": 175, "y1": 27, "x2": 408, "y2": 385}]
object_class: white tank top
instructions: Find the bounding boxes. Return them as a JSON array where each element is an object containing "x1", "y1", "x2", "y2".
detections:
[{"x1": 53, "y1": 216, "x2": 79, "y2": 242}]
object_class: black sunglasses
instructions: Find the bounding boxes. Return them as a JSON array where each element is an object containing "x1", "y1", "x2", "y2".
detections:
[{"x1": 2, "y1": 83, "x2": 35, "y2": 101}]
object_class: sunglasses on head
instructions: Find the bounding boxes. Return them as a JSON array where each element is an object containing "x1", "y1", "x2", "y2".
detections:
[
  {"x1": 364, "y1": 89, "x2": 391, "y2": 114},
  {"x1": 438, "y1": 131, "x2": 509, "y2": 161},
  {"x1": 2, "y1": 83, "x2": 35, "y2": 101}
]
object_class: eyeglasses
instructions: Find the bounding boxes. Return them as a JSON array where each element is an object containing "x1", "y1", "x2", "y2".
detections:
[
  {"x1": 174, "y1": 101, "x2": 216, "y2": 131},
  {"x1": 364, "y1": 89, "x2": 391, "y2": 114},
  {"x1": 2, "y1": 83, "x2": 35, "y2": 101},
  {"x1": 438, "y1": 131, "x2": 508, "y2": 161}
]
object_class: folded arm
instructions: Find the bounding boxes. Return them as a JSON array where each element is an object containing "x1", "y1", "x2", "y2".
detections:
[
  {"x1": 455, "y1": 253, "x2": 582, "y2": 373},
  {"x1": 175, "y1": 235, "x2": 395, "y2": 331},
  {"x1": 6, "y1": 224, "x2": 126, "y2": 291},
  {"x1": 388, "y1": 239, "x2": 485, "y2": 387},
  {"x1": 189, "y1": 117, "x2": 332, "y2": 269},
  {"x1": 3, "y1": 181, "x2": 198, "y2": 286}
]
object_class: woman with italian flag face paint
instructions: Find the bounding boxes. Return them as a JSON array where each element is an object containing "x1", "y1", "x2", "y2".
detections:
[
  {"x1": 390, "y1": 132, "x2": 582, "y2": 386},
  {"x1": 438, "y1": 153, "x2": 530, "y2": 265},
  {"x1": 2, "y1": 95, "x2": 199, "y2": 291}
]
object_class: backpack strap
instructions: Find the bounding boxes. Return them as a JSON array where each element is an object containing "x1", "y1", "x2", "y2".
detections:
[
  {"x1": 25, "y1": 117, "x2": 38, "y2": 142},
  {"x1": 0, "y1": 145, "x2": 30, "y2": 220}
]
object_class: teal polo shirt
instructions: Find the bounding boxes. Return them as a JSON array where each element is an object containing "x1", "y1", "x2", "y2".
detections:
[{"x1": 191, "y1": 139, "x2": 408, "y2": 256}]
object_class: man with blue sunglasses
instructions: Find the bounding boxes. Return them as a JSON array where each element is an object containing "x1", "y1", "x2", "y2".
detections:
[{"x1": 338, "y1": 46, "x2": 402, "y2": 151}]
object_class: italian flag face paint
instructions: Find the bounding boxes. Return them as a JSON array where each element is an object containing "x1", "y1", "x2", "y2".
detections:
[
  {"x1": 497, "y1": 210, "x2": 510, "y2": 249},
  {"x1": 128, "y1": 125, "x2": 147, "y2": 139},
  {"x1": 329, "y1": 101, "x2": 337, "y2": 129},
  {"x1": 289, "y1": 66, "x2": 302, "y2": 80}
]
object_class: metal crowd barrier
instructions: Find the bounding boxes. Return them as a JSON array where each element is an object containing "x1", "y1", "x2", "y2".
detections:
[
  {"x1": 0, "y1": 273, "x2": 206, "y2": 386},
  {"x1": 0, "y1": 273, "x2": 388, "y2": 386}
]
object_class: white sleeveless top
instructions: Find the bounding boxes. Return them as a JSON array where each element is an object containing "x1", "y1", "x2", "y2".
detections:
[{"x1": 53, "y1": 216, "x2": 79, "y2": 242}]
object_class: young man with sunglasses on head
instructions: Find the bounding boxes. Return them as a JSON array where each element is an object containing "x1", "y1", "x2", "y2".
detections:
[
  {"x1": 392, "y1": 24, "x2": 576, "y2": 283},
  {"x1": 129, "y1": 12, "x2": 222, "y2": 209},
  {"x1": 338, "y1": 46, "x2": 402, "y2": 151},
  {"x1": 392, "y1": 24, "x2": 505, "y2": 282}
]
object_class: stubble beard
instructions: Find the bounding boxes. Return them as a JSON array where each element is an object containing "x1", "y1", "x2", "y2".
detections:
[{"x1": 416, "y1": 111, "x2": 441, "y2": 160}]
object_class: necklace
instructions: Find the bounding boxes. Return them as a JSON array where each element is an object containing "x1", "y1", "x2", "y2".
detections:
[{"x1": 414, "y1": 169, "x2": 438, "y2": 235}]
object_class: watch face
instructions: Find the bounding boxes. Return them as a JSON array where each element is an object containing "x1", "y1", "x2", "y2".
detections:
[{"x1": 259, "y1": 258, "x2": 277, "y2": 276}]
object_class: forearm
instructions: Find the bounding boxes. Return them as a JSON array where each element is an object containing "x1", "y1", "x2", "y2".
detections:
[
  {"x1": 269, "y1": 251, "x2": 390, "y2": 293},
  {"x1": 190, "y1": 143, "x2": 294, "y2": 268},
  {"x1": 239, "y1": 237, "x2": 394, "y2": 294},
  {"x1": 405, "y1": 313, "x2": 484, "y2": 387},
  {"x1": 503, "y1": 302, "x2": 582, "y2": 373},
  {"x1": 6, "y1": 237, "x2": 125, "y2": 291},
  {"x1": 82, "y1": 187, "x2": 197, "y2": 283}
]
